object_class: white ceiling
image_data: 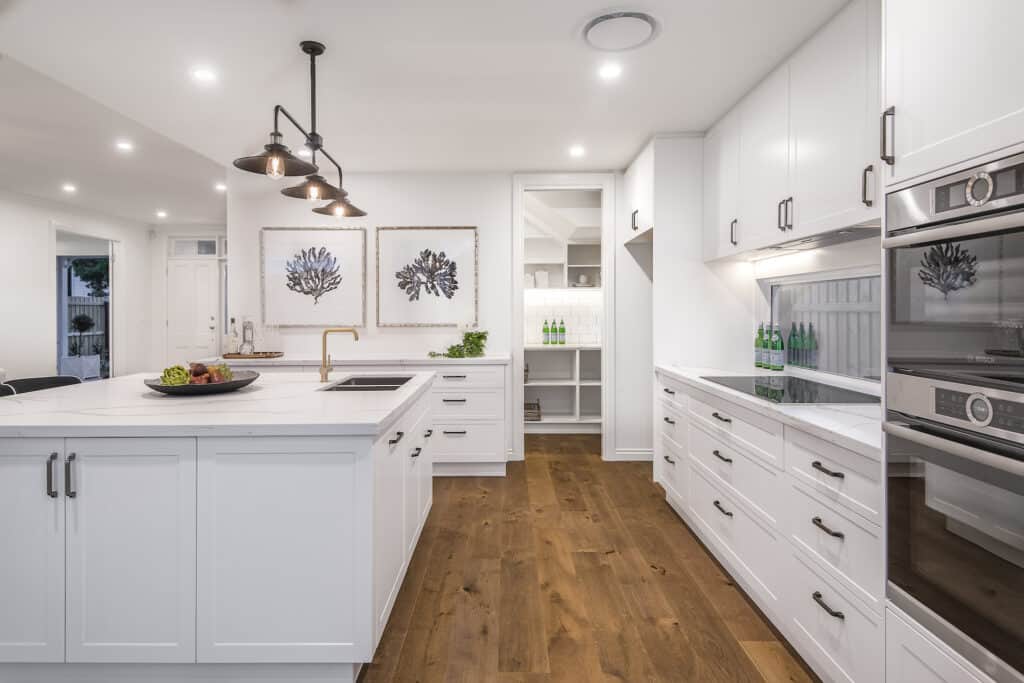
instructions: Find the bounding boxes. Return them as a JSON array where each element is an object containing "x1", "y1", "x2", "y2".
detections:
[
  {"x1": 0, "y1": 56, "x2": 226, "y2": 225},
  {"x1": 0, "y1": 0, "x2": 846, "y2": 175}
]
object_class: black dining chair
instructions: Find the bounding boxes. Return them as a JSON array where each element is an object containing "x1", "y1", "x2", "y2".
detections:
[
  {"x1": 0, "y1": 383, "x2": 14, "y2": 397},
  {"x1": 6, "y1": 375, "x2": 83, "y2": 394}
]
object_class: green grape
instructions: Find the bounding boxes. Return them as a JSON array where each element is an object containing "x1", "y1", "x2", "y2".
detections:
[{"x1": 161, "y1": 365, "x2": 190, "y2": 386}]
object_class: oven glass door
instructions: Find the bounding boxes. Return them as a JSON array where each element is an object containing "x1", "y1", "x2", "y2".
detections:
[
  {"x1": 887, "y1": 418, "x2": 1024, "y2": 673},
  {"x1": 888, "y1": 226, "x2": 1024, "y2": 364}
]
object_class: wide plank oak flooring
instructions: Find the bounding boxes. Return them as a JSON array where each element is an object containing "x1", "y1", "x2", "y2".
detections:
[{"x1": 360, "y1": 435, "x2": 816, "y2": 683}]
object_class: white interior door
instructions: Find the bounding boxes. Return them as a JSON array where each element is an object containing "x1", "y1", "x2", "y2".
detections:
[
  {"x1": 65, "y1": 438, "x2": 196, "y2": 663},
  {"x1": 166, "y1": 259, "x2": 220, "y2": 363},
  {"x1": 0, "y1": 438, "x2": 65, "y2": 663}
]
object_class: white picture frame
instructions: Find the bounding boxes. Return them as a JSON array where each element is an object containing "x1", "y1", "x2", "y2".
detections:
[
  {"x1": 260, "y1": 227, "x2": 366, "y2": 327},
  {"x1": 376, "y1": 226, "x2": 479, "y2": 327}
]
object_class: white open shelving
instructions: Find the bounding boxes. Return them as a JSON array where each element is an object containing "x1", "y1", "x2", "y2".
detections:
[{"x1": 524, "y1": 346, "x2": 601, "y2": 433}]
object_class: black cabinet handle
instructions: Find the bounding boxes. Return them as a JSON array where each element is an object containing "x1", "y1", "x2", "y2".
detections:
[
  {"x1": 712, "y1": 449, "x2": 733, "y2": 464},
  {"x1": 46, "y1": 452, "x2": 58, "y2": 498},
  {"x1": 785, "y1": 197, "x2": 794, "y2": 230},
  {"x1": 663, "y1": 454, "x2": 676, "y2": 465},
  {"x1": 812, "y1": 591, "x2": 845, "y2": 620},
  {"x1": 861, "y1": 164, "x2": 874, "y2": 207},
  {"x1": 729, "y1": 218, "x2": 738, "y2": 246},
  {"x1": 663, "y1": 416, "x2": 676, "y2": 425},
  {"x1": 64, "y1": 453, "x2": 77, "y2": 498},
  {"x1": 389, "y1": 431, "x2": 405, "y2": 446},
  {"x1": 713, "y1": 500, "x2": 733, "y2": 518},
  {"x1": 812, "y1": 516, "x2": 845, "y2": 539},
  {"x1": 442, "y1": 374, "x2": 467, "y2": 380},
  {"x1": 777, "y1": 200, "x2": 785, "y2": 231},
  {"x1": 811, "y1": 460, "x2": 844, "y2": 479},
  {"x1": 711, "y1": 412, "x2": 732, "y2": 424},
  {"x1": 663, "y1": 387, "x2": 676, "y2": 396},
  {"x1": 442, "y1": 398, "x2": 467, "y2": 403},
  {"x1": 443, "y1": 430, "x2": 467, "y2": 435},
  {"x1": 880, "y1": 106, "x2": 895, "y2": 165},
  {"x1": 424, "y1": 429, "x2": 433, "y2": 438},
  {"x1": 631, "y1": 209, "x2": 639, "y2": 231},
  {"x1": 411, "y1": 447, "x2": 422, "y2": 458}
]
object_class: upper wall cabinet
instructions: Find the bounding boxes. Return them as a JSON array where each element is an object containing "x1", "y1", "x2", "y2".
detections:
[
  {"x1": 881, "y1": 0, "x2": 1024, "y2": 186},
  {"x1": 624, "y1": 142, "x2": 655, "y2": 244},
  {"x1": 704, "y1": 0, "x2": 881, "y2": 260}
]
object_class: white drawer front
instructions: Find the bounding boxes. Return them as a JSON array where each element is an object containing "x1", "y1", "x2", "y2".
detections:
[
  {"x1": 657, "y1": 374, "x2": 687, "y2": 412},
  {"x1": 412, "y1": 365, "x2": 504, "y2": 389},
  {"x1": 688, "y1": 467, "x2": 782, "y2": 605},
  {"x1": 786, "y1": 427, "x2": 882, "y2": 526},
  {"x1": 689, "y1": 422, "x2": 781, "y2": 526},
  {"x1": 784, "y1": 550, "x2": 883, "y2": 683},
  {"x1": 430, "y1": 390, "x2": 503, "y2": 420},
  {"x1": 885, "y1": 608, "x2": 991, "y2": 683},
  {"x1": 659, "y1": 400, "x2": 686, "y2": 449},
  {"x1": 431, "y1": 422, "x2": 504, "y2": 463},
  {"x1": 688, "y1": 389, "x2": 783, "y2": 468},
  {"x1": 660, "y1": 435, "x2": 687, "y2": 503},
  {"x1": 787, "y1": 481, "x2": 883, "y2": 612}
]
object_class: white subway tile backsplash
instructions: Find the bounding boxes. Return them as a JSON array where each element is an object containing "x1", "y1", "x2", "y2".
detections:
[{"x1": 523, "y1": 289, "x2": 603, "y2": 345}]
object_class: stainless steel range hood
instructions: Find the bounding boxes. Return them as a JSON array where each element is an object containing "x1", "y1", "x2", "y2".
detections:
[{"x1": 745, "y1": 224, "x2": 880, "y2": 261}]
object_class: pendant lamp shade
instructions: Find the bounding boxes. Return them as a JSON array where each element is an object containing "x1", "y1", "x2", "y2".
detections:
[
  {"x1": 233, "y1": 134, "x2": 318, "y2": 178},
  {"x1": 313, "y1": 198, "x2": 367, "y2": 218},
  {"x1": 281, "y1": 174, "x2": 342, "y2": 201}
]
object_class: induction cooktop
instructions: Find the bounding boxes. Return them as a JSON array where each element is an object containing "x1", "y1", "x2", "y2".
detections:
[{"x1": 700, "y1": 376, "x2": 880, "y2": 405}]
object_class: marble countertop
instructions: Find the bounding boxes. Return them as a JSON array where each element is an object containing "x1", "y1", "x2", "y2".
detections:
[
  {"x1": 0, "y1": 371, "x2": 434, "y2": 438},
  {"x1": 655, "y1": 365, "x2": 882, "y2": 459},
  {"x1": 214, "y1": 354, "x2": 511, "y2": 367}
]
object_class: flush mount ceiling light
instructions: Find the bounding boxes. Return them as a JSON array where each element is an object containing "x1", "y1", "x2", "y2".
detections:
[
  {"x1": 233, "y1": 41, "x2": 365, "y2": 217},
  {"x1": 115, "y1": 139, "x2": 134, "y2": 152},
  {"x1": 569, "y1": 144, "x2": 586, "y2": 158},
  {"x1": 583, "y1": 12, "x2": 658, "y2": 52},
  {"x1": 191, "y1": 66, "x2": 217, "y2": 84},
  {"x1": 61, "y1": 182, "x2": 77, "y2": 193},
  {"x1": 598, "y1": 62, "x2": 623, "y2": 81},
  {"x1": 214, "y1": 182, "x2": 227, "y2": 192},
  {"x1": 155, "y1": 209, "x2": 168, "y2": 219}
]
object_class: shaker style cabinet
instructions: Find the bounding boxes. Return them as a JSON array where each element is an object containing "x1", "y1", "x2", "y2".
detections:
[
  {"x1": 624, "y1": 141, "x2": 654, "y2": 243},
  {"x1": 703, "y1": 0, "x2": 881, "y2": 260},
  {"x1": 882, "y1": 0, "x2": 1024, "y2": 186}
]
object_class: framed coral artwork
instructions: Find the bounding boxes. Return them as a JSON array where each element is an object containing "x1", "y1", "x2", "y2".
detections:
[
  {"x1": 376, "y1": 226, "x2": 479, "y2": 327},
  {"x1": 260, "y1": 227, "x2": 366, "y2": 327}
]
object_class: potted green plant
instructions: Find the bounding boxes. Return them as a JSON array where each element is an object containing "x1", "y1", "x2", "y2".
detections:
[{"x1": 60, "y1": 313, "x2": 101, "y2": 379}]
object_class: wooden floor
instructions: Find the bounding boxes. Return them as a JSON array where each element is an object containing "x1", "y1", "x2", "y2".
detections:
[{"x1": 360, "y1": 434, "x2": 816, "y2": 683}]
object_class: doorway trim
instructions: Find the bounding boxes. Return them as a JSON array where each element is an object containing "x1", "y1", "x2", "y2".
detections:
[{"x1": 511, "y1": 173, "x2": 616, "y2": 461}]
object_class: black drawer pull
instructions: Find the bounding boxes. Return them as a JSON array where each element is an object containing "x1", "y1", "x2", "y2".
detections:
[
  {"x1": 861, "y1": 164, "x2": 874, "y2": 207},
  {"x1": 777, "y1": 199, "x2": 785, "y2": 231},
  {"x1": 46, "y1": 452, "x2": 58, "y2": 498},
  {"x1": 811, "y1": 460, "x2": 845, "y2": 479},
  {"x1": 442, "y1": 398, "x2": 467, "y2": 403},
  {"x1": 784, "y1": 197, "x2": 793, "y2": 230},
  {"x1": 812, "y1": 591, "x2": 845, "y2": 620},
  {"x1": 424, "y1": 429, "x2": 433, "y2": 438},
  {"x1": 388, "y1": 431, "x2": 405, "y2": 445},
  {"x1": 663, "y1": 387, "x2": 676, "y2": 396},
  {"x1": 711, "y1": 412, "x2": 732, "y2": 424},
  {"x1": 411, "y1": 447, "x2": 422, "y2": 458},
  {"x1": 880, "y1": 106, "x2": 895, "y2": 165},
  {"x1": 64, "y1": 453, "x2": 77, "y2": 498},
  {"x1": 442, "y1": 374, "x2": 467, "y2": 380},
  {"x1": 663, "y1": 416, "x2": 676, "y2": 426},
  {"x1": 443, "y1": 430, "x2": 467, "y2": 435},
  {"x1": 663, "y1": 454, "x2": 676, "y2": 465},
  {"x1": 631, "y1": 208, "x2": 638, "y2": 231},
  {"x1": 812, "y1": 516, "x2": 845, "y2": 539},
  {"x1": 712, "y1": 449, "x2": 732, "y2": 464},
  {"x1": 729, "y1": 218, "x2": 738, "y2": 246},
  {"x1": 713, "y1": 500, "x2": 733, "y2": 518}
]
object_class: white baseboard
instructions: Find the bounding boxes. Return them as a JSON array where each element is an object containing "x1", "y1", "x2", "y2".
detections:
[
  {"x1": 433, "y1": 461, "x2": 507, "y2": 477},
  {"x1": 507, "y1": 448, "x2": 523, "y2": 462},
  {"x1": 604, "y1": 448, "x2": 653, "y2": 462}
]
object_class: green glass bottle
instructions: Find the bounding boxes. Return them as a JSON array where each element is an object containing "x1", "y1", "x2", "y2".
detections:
[
  {"x1": 788, "y1": 323, "x2": 799, "y2": 368},
  {"x1": 762, "y1": 321, "x2": 772, "y2": 368},
  {"x1": 771, "y1": 324, "x2": 785, "y2": 371},
  {"x1": 798, "y1": 322, "x2": 807, "y2": 368},
  {"x1": 755, "y1": 323, "x2": 765, "y2": 368},
  {"x1": 558, "y1": 319, "x2": 566, "y2": 345},
  {"x1": 807, "y1": 322, "x2": 819, "y2": 369},
  {"x1": 542, "y1": 320, "x2": 550, "y2": 345}
]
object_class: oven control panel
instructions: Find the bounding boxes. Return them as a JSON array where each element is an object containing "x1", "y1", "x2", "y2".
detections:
[{"x1": 935, "y1": 388, "x2": 1024, "y2": 434}]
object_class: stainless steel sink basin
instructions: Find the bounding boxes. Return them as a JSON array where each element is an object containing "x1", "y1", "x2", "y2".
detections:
[{"x1": 322, "y1": 376, "x2": 412, "y2": 391}]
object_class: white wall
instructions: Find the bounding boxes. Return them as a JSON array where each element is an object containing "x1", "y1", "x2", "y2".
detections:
[
  {"x1": 0, "y1": 189, "x2": 154, "y2": 378},
  {"x1": 226, "y1": 172, "x2": 512, "y2": 358}
]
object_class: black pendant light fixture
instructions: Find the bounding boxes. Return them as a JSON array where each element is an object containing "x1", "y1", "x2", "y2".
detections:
[{"x1": 232, "y1": 40, "x2": 365, "y2": 217}]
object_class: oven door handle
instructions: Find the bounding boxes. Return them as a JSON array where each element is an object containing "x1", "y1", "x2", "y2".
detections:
[
  {"x1": 883, "y1": 421, "x2": 1024, "y2": 478},
  {"x1": 883, "y1": 210, "x2": 1024, "y2": 250}
]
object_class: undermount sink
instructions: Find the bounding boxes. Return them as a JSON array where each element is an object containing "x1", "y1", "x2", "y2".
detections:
[{"x1": 322, "y1": 376, "x2": 412, "y2": 392}]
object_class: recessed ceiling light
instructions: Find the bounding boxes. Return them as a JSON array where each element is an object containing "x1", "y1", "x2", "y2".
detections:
[
  {"x1": 115, "y1": 139, "x2": 134, "y2": 152},
  {"x1": 155, "y1": 210, "x2": 168, "y2": 219},
  {"x1": 297, "y1": 147, "x2": 313, "y2": 158},
  {"x1": 214, "y1": 182, "x2": 227, "y2": 192},
  {"x1": 569, "y1": 144, "x2": 586, "y2": 158},
  {"x1": 61, "y1": 183, "x2": 77, "y2": 193},
  {"x1": 583, "y1": 12, "x2": 658, "y2": 52},
  {"x1": 191, "y1": 66, "x2": 217, "y2": 84},
  {"x1": 598, "y1": 62, "x2": 623, "y2": 80}
]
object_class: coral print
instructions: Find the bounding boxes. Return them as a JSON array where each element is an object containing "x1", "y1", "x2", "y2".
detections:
[
  {"x1": 395, "y1": 249, "x2": 459, "y2": 301},
  {"x1": 286, "y1": 246, "x2": 343, "y2": 304}
]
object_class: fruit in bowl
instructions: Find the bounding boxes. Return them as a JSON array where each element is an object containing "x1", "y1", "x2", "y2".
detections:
[{"x1": 159, "y1": 362, "x2": 233, "y2": 386}]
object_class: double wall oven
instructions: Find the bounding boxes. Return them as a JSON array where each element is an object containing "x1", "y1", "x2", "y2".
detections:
[{"x1": 885, "y1": 151, "x2": 1024, "y2": 683}]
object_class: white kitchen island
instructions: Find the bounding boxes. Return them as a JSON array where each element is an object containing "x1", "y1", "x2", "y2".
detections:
[{"x1": 0, "y1": 371, "x2": 436, "y2": 683}]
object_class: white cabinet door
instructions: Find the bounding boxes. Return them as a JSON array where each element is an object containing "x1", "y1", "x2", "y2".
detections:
[
  {"x1": 790, "y1": 0, "x2": 880, "y2": 237},
  {"x1": 886, "y1": 608, "x2": 990, "y2": 683},
  {"x1": 0, "y1": 439, "x2": 65, "y2": 663},
  {"x1": 403, "y1": 431, "x2": 424, "y2": 559},
  {"x1": 418, "y1": 428, "x2": 433, "y2": 524},
  {"x1": 739, "y1": 64, "x2": 791, "y2": 247},
  {"x1": 197, "y1": 436, "x2": 372, "y2": 663},
  {"x1": 64, "y1": 438, "x2": 196, "y2": 663},
  {"x1": 625, "y1": 141, "x2": 655, "y2": 240},
  {"x1": 373, "y1": 426, "x2": 407, "y2": 639},
  {"x1": 883, "y1": 0, "x2": 1024, "y2": 185},
  {"x1": 703, "y1": 109, "x2": 742, "y2": 260}
]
